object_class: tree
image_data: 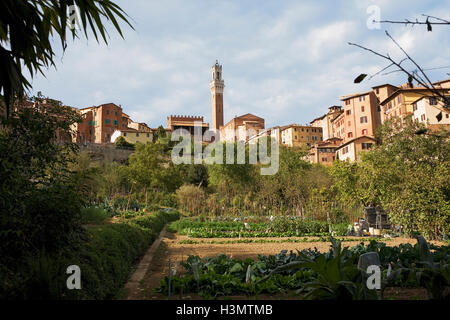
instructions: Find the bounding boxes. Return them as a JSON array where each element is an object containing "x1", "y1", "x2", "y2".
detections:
[
  {"x1": 0, "y1": 0, "x2": 133, "y2": 117},
  {"x1": 0, "y1": 98, "x2": 84, "y2": 259},
  {"x1": 126, "y1": 143, "x2": 165, "y2": 203}
]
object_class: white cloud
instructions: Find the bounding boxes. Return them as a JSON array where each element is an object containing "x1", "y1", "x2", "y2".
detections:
[{"x1": 30, "y1": 0, "x2": 450, "y2": 129}]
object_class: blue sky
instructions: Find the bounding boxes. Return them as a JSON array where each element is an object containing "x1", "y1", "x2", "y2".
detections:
[{"x1": 30, "y1": 0, "x2": 450, "y2": 128}]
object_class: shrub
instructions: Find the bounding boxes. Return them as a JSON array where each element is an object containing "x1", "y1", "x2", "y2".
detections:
[
  {"x1": 80, "y1": 207, "x2": 109, "y2": 225},
  {"x1": 114, "y1": 136, "x2": 135, "y2": 150},
  {"x1": 176, "y1": 184, "x2": 206, "y2": 215},
  {"x1": 0, "y1": 209, "x2": 180, "y2": 299}
]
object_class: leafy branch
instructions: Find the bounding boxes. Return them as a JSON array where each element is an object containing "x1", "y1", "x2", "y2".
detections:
[{"x1": 0, "y1": 0, "x2": 134, "y2": 118}]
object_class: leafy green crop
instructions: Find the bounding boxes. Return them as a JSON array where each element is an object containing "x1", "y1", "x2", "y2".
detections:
[{"x1": 156, "y1": 237, "x2": 450, "y2": 300}]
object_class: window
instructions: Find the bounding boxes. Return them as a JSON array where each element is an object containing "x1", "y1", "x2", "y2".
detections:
[
  {"x1": 124, "y1": 132, "x2": 127, "y2": 136},
  {"x1": 88, "y1": 121, "x2": 92, "y2": 126},
  {"x1": 421, "y1": 114, "x2": 426, "y2": 121},
  {"x1": 136, "y1": 133, "x2": 139, "y2": 137},
  {"x1": 94, "y1": 111, "x2": 97, "y2": 116},
  {"x1": 306, "y1": 129, "x2": 309, "y2": 132},
  {"x1": 345, "y1": 100, "x2": 350, "y2": 105},
  {"x1": 106, "y1": 133, "x2": 110, "y2": 138},
  {"x1": 361, "y1": 106, "x2": 365, "y2": 112},
  {"x1": 295, "y1": 135, "x2": 297, "y2": 140},
  {"x1": 346, "y1": 110, "x2": 351, "y2": 115},
  {"x1": 106, "y1": 110, "x2": 109, "y2": 115},
  {"x1": 362, "y1": 143, "x2": 373, "y2": 150},
  {"x1": 348, "y1": 132, "x2": 353, "y2": 138},
  {"x1": 115, "y1": 111, "x2": 118, "y2": 116},
  {"x1": 359, "y1": 95, "x2": 365, "y2": 101},
  {"x1": 360, "y1": 116, "x2": 368, "y2": 123},
  {"x1": 397, "y1": 96, "x2": 401, "y2": 103},
  {"x1": 413, "y1": 103, "x2": 418, "y2": 111},
  {"x1": 294, "y1": 128, "x2": 297, "y2": 132},
  {"x1": 93, "y1": 121, "x2": 97, "y2": 126},
  {"x1": 446, "y1": 114, "x2": 449, "y2": 119},
  {"x1": 362, "y1": 129, "x2": 368, "y2": 135},
  {"x1": 322, "y1": 158, "x2": 327, "y2": 162},
  {"x1": 105, "y1": 119, "x2": 111, "y2": 124},
  {"x1": 147, "y1": 133, "x2": 150, "y2": 137},
  {"x1": 114, "y1": 120, "x2": 119, "y2": 125},
  {"x1": 376, "y1": 88, "x2": 379, "y2": 94},
  {"x1": 429, "y1": 97, "x2": 437, "y2": 105},
  {"x1": 301, "y1": 128, "x2": 304, "y2": 132}
]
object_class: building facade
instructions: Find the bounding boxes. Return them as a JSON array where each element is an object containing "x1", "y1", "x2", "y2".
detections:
[
  {"x1": 310, "y1": 106, "x2": 343, "y2": 140},
  {"x1": 220, "y1": 113, "x2": 265, "y2": 142},
  {"x1": 167, "y1": 115, "x2": 209, "y2": 137},
  {"x1": 335, "y1": 91, "x2": 381, "y2": 143},
  {"x1": 280, "y1": 124, "x2": 322, "y2": 148},
  {"x1": 336, "y1": 136, "x2": 376, "y2": 162},
  {"x1": 412, "y1": 96, "x2": 450, "y2": 132},
  {"x1": 379, "y1": 84, "x2": 450, "y2": 124},
  {"x1": 111, "y1": 128, "x2": 153, "y2": 144},
  {"x1": 308, "y1": 137, "x2": 342, "y2": 166}
]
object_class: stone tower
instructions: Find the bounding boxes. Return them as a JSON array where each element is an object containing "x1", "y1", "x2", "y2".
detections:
[{"x1": 210, "y1": 60, "x2": 224, "y2": 131}]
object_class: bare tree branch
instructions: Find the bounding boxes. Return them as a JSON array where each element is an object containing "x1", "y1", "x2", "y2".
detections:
[
  {"x1": 376, "y1": 14, "x2": 450, "y2": 26},
  {"x1": 349, "y1": 34, "x2": 450, "y2": 109}
]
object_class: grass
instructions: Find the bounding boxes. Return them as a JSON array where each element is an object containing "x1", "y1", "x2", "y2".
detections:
[{"x1": 2, "y1": 208, "x2": 180, "y2": 300}]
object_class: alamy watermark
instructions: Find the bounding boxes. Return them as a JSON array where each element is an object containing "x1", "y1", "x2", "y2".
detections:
[
  {"x1": 366, "y1": 4, "x2": 381, "y2": 30},
  {"x1": 67, "y1": 4, "x2": 81, "y2": 30},
  {"x1": 170, "y1": 122, "x2": 279, "y2": 175},
  {"x1": 66, "y1": 265, "x2": 81, "y2": 290}
]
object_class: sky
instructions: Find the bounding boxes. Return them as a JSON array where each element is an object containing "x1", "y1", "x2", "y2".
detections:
[{"x1": 30, "y1": 0, "x2": 450, "y2": 129}]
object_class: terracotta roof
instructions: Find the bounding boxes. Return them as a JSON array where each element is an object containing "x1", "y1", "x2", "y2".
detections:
[
  {"x1": 340, "y1": 91, "x2": 372, "y2": 101},
  {"x1": 310, "y1": 114, "x2": 326, "y2": 124},
  {"x1": 336, "y1": 135, "x2": 377, "y2": 150},
  {"x1": 432, "y1": 78, "x2": 450, "y2": 86},
  {"x1": 371, "y1": 83, "x2": 398, "y2": 89},
  {"x1": 379, "y1": 87, "x2": 449, "y2": 106}
]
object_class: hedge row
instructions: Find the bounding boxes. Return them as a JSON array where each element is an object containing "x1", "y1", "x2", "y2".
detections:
[{"x1": 1, "y1": 209, "x2": 179, "y2": 300}]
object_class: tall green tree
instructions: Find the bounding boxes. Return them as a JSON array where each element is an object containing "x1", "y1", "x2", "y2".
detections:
[
  {"x1": 0, "y1": 0, "x2": 133, "y2": 117},
  {"x1": 334, "y1": 116, "x2": 450, "y2": 239}
]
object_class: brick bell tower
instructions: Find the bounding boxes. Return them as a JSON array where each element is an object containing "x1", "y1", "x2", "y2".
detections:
[{"x1": 210, "y1": 60, "x2": 224, "y2": 131}]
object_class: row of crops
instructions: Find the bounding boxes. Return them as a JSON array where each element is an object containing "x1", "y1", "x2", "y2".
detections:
[
  {"x1": 169, "y1": 216, "x2": 350, "y2": 238},
  {"x1": 156, "y1": 238, "x2": 450, "y2": 300}
]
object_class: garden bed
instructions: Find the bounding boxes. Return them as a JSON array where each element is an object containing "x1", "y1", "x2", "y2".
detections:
[{"x1": 132, "y1": 232, "x2": 448, "y2": 300}]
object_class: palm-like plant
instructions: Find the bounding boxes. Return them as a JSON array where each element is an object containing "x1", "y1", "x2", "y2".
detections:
[{"x1": 0, "y1": 0, "x2": 133, "y2": 117}]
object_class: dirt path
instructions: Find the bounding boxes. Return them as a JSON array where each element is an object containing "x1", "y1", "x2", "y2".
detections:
[{"x1": 129, "y1": 233, "x2": 444, "y2": 300}]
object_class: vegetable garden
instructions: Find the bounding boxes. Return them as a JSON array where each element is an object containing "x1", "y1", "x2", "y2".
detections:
[{"x1": 154, "y1": 237, "x2": 450, "y2": 300}]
